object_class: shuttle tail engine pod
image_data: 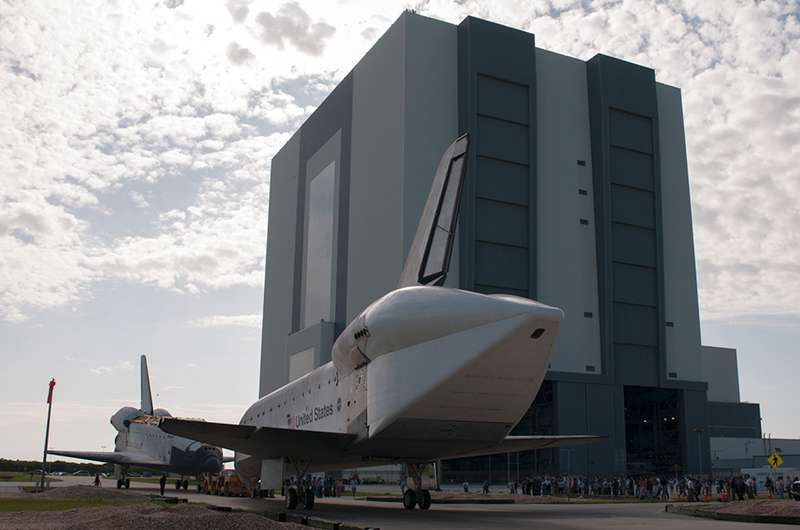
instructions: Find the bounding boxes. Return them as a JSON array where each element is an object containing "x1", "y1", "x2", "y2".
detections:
[
  {"x1": 332, "y1": 135, "x2": 470, "y2": 377},
  {"x1": 110, "y1": 406, "x2": 143, "y2": 431}
]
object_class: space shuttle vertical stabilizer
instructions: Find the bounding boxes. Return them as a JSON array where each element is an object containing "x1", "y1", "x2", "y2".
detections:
[
  {"x1": 140, "y1": 355, "x2": 154, "y2": 415},
  {"x1": 398, "y1": 134, "x2": 469, "y2": 288}
]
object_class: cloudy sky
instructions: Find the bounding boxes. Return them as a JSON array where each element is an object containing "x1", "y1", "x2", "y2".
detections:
[{"x1": 2, "y1": 0, "x2": 799, "y2": 463}]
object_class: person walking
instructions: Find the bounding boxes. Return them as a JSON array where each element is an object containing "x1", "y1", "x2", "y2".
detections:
[{"x1": 159, "y1": 473, "x2": 167, "y2": 496}]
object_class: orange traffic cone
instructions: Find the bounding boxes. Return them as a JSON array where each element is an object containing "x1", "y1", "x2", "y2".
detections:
[
  {"x1": 677, "y1": 492, "x2": 681, "y2": 501},
  {"x1": 768, "y1": 490, "x2": 772, "y2": 499},
  {"x1": 704, "y1": 492, "x2": 708, "y2": 502}
]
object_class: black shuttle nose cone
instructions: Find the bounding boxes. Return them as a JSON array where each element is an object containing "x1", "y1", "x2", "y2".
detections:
[
  {"x1": 201, "y1": 455, "x2": 222, "y2": 474},
  {"x1": 197, "y1": 445, "x2": 223, "y2": 474}
]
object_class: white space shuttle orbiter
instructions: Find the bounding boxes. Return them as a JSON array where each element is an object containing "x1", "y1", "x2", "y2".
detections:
[
  {"x1": 159, "y1": 134, "x2": 603, "y2": 510},
  {"x1": 49, "y1": 355, "x2": 224, "y2": 490}
]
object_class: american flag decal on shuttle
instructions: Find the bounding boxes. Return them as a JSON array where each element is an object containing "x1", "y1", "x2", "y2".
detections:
[{"x1": 288, "y1": 416, "x2": 296, "y2": 429}]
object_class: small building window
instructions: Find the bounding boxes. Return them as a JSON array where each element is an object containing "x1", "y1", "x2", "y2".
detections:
[
  {"x1": 578, "y1": 189, "x2": 588, "y2": 195},
  {"x1": 586, "y1": 365, "x2": 596, "y2": 372},
  {"x1": 580, "y1": 219, "x2": 589, "y2": 225},
  {"x1": 584, "y1": 312, "x2": 593, "y2": 318},
  {"x1": 666, "y1": 321, "x2": 675, "y2": 327},
  {"x1": 577, "y1": 160, "x2": 586, "y2": 166},
  {"x1": 668, "y1": 372, "x2": 678, "y2": 378}
]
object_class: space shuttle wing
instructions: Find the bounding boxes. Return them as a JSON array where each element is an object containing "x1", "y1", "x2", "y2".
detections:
[
  {"x1": 441, "y1": 435, "x2": 607, "y2": 460},
  {"x1": 398, "y1": 134, "x2": 469, "y2": 288},
  {"x1": 47, "y1": 449, "x2": 164, "y2": 467},
  {"x1": 159, "y1": 418, "x2": 357, "y2": 461}
]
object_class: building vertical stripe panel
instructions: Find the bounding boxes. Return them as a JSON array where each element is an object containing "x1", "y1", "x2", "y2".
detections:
[
  {"x1": 458, "y1": 17, "x2": 537, "y2": 299},
  {"x1": 586, "y1": 54, "x2": 666, "y2": 386}
]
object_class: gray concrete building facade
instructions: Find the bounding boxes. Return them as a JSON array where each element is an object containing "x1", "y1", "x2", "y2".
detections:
[{"x1": 260, "y1": 12, "x2": 761, "y2": 480}]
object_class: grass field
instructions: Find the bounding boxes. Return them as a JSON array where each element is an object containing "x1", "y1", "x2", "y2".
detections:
[{"x1": 0, "y1": 498, "x2": 140, "y2": 512}]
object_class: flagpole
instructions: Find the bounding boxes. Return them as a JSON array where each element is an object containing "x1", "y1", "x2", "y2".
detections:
[{"x1": 41, "y1": 379, "x2": 55, "y2": 493}]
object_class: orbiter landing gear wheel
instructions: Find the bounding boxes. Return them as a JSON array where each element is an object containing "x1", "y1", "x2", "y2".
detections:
[
  {"x1": 418, "y1": 490, "x2": 432, "y2": 510},
  {"x1": 303, "y1": 488, "x2": 315, "y2": 510},
  {"x1": 285, "y1": 488, "x2": 298, "y2": 510},
  {"x1": 403, "y1": 490, "x2": 417, "y2": 509}
]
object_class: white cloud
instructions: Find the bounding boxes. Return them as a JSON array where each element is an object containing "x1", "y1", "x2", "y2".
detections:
[
  {"x1": 191, "y1": 314, "x2": 262, "y2": 328},
  {"x1": 129, "y1": 191, "x2": 149, "y2": 208},
  {"x1": 254, "y1": 2, "x2": 336, "y2": 57},
  {"x1": 89, "y1": 360, "x2": 135, "y2": 374}
]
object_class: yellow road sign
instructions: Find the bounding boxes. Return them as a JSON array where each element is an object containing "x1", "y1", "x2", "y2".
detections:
[{"x1": 769, "y1": 453, "x2": 784, "y2": 469}]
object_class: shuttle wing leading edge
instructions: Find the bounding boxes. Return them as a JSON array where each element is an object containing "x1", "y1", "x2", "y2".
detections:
[
  {"x1": 158, "y1": 418, "x2": 357, "y2": 461},
  {"x1": 47, "y1": 449, "x2": 165, "y2": 468}
]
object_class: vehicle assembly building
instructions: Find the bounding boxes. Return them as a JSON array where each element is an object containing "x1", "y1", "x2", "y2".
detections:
[{"x1": 258, "y1": 12, "x2": 762, "y2": 479}]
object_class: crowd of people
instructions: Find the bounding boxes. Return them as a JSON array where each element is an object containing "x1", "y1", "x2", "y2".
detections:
[{"x1": 460, "y1": 473, "x2": 798, "y2": 501}]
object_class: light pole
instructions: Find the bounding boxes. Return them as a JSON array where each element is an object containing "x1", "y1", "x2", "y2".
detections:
[
  {"x1": 693, "y1": 428, "x2": 704, "y2": 475},
  {"x1": 41, "y1": 379, "x2": 56, "y2": 493}
]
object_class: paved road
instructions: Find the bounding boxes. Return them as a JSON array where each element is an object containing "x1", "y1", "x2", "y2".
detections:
[{"x1": 6, "y1": 476, "x2": 786, "y2": 530}]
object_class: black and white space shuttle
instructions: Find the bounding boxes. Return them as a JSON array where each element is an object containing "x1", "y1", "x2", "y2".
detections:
[
  {"x1": 49, "y1": 355, "x2": 224, "y2": 490},
  {"x1": 159, "y1": 134, "x2": 603, "y2": 510}
]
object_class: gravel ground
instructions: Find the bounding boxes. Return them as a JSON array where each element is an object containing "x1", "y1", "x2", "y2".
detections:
[
  {"x1": 0, "y1": 486, "x2": 308, "y2": 530},
  {"x1": 692, "y1": 499, "x2": 800, "y2": 517}
]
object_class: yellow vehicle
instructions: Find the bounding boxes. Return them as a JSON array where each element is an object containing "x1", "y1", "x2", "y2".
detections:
[{"x1": 201, "y1": 470, "x2": 254, "y2": 497}]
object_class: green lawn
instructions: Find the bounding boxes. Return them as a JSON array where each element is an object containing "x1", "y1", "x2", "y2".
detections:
[{"x1": 0, "y1": 498, "x2": 141, "y2": 512}]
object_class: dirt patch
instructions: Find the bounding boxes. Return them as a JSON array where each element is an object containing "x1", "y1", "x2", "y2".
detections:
[
  {"x1": 0, "y1": 487, "x2": 311, "y2": 530},
  {"x1": 692, "y1": 499, "x2": 800, "y2": 518},
  {"x1": 0, "y1": 503, "x2": 309, "y2": 530},
  {"x1": 38, "y1": 485, "x2": 148, "y2": 501}
]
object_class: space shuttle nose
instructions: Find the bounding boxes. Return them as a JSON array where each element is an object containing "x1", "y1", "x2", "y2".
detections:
[
  {"x1": 333, "y1": 286, "x2": 564, "y2": 376},
  {"x1": 201, "y1": 455, "x2": 222, "y2": 473}
]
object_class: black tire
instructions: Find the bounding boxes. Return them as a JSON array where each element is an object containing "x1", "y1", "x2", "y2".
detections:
[
  {"x1": 183, "y1": 480, "x2": 188, "y2": 490},
  {"x1": 116, "y1": 479, "x2": 122, "y2": 489},
  {"x1": 403, "y1": 490, "x2": 417, "y2": 510},
  {"x1": 303, "y1": 489, "x2": 315, "y2": 510},
  {"x1": 124, "y1": 479, "x2": 130, "y2": 489},
  {"x1": 794, "y1": 495, "x2": 800, "y2": 502},
  {"x1": 418, "y1": 490, "x2": 432, "y2": 510},
  {"x1": 175, "y1": 480, "x2": 181, "y2": 490},
  {"x1": 197, "y1": 484, "x2": 201, "y2": 492},
  {"x1": 285, "y1": 488, "x2": 298, "y2": 510}
]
